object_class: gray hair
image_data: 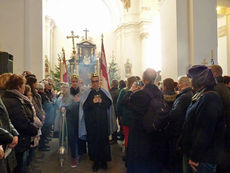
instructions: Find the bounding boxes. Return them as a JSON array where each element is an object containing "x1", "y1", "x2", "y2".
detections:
[
  {"x1": 178, "y1": 76, "x2": 191, "y2": 87},
  {"x1": 143, "y1": 68, "x2": 157, "y2": 83},
  {"x1": 37, "y1": 82, "x2": 44, "y2": 90}
]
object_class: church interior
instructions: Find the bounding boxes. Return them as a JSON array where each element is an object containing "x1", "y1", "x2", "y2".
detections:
[
  {"x1": 1, "y1": 0, "x2": 229, "y2": 81},
  {"x1": 1, "y1": 0, "x2": 230, "y2": 173}
]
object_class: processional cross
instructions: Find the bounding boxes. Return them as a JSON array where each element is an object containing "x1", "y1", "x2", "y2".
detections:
[
  {"x1": 66, "y1": 30, "x2": 79, "y2": 52},
  {"x1": 83, "y1": 28, "x2": 89, "y2": 40},
  {"x1": 66, "y1": 31, "x2": 79, "y2": 73}
]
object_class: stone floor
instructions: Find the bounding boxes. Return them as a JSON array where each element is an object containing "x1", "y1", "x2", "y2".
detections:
[{"x1": 33, "y1": 139, "x2": 126, "y2": 173}]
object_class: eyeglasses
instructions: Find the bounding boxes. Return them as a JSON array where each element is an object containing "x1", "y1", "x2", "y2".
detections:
[{"x1": 92, "y1": 80, "x2": 99, "y2": 83}]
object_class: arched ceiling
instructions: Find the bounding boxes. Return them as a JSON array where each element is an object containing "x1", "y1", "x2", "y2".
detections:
[{"x1": 45, "y1": 0, "x2": 124, "y2": 33}]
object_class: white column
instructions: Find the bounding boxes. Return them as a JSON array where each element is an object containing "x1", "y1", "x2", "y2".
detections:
[
  {"x1": 140, "y1": 32, "x2": 149, "y2": 72},
  {"x1": 218, "y1": 15, "x2": 228, "y2": 75},
  {"x1": 45, "y1": 17, "x2": 50, "y2": 61},
  {"x1": 160, "y1": 0, "x2": 178, "y2": 80},
  {"x1": 160, "y1": 0, "x2": 217, "y2": 80},
  {"x1": 226, "y1": 14, "x2": 230, "y2": 74},
  {"x1": 191, "y1": 0, "x2": 217, "y2": 65},
  {"x1": 24, "y1": 0, "x2": 43, "y2": 80},
  {"x1": 50, "y1": 21, "x2": 55, "y2": 71},
  {"x1": 115, "y1": 0, "x2": 142, "y2": 79}
]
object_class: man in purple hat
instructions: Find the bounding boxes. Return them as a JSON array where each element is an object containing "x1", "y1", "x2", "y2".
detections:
[{"x1": 182, "y1": 65, "x2": 225, "y2": 173}]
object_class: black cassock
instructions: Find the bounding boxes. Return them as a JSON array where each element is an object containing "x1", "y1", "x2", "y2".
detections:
[{"x1": 83, "y1": 89, "x2": 112, "y2": 162}]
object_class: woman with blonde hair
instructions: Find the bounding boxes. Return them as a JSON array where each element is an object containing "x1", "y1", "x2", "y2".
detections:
[{"x1": 0, "y1": 73, "x2": 13, "y2": 96}]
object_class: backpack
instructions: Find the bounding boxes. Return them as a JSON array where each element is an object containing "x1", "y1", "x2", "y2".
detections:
[{"x1": 143, "y1": 95, "x2": 170, "y2": 133}]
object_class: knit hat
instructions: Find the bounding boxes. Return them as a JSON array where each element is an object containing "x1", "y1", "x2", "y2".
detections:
[{"x1": 187, "y1": 65, "x2": 216, "y2": 88}]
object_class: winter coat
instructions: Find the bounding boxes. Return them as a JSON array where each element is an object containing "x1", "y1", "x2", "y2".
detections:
[
  {"x1": 0, "y1": 97, "x2": 18, "y2": 173},
  {"x1": 0, "y1": 98, "x2": 19, "y2": 145},
  {"x1": 2, "y1": 91, "x2": 38, "y2": 153},
  {"x1": 0, "y1": 89, "x2": 5, "y2": 97},
  {"x1": 214, "y1": 76, "x2": 230, "y2": 148},
  {"x1": 117, "y1": 88, "x2": 132, "y2": 126},
  {"x1": 168, "y1": 87, "x2": 193, "y2": 138},
  {"x1": 124, "y1": 84, "x2": 170, "y2": 165},
  {"x1": 182, "y1": 88, "x2": 225, "y2": 164}
]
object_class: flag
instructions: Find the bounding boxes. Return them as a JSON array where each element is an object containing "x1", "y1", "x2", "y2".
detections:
[
  {"x1": 61, "y1": 49, "x2": 68, "y2": 82},
  {"x1": 100, "y1": 38, "x2": 110, "y2": 90}
]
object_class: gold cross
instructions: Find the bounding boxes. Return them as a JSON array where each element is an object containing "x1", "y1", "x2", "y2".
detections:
[{"x1": 66, "y1": 31, "x2": 79, "y2": 51}]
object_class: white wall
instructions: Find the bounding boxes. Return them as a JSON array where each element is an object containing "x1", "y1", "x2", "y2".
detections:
[
  {"x1": 0, "y1": 0, "x2": 25, "y2": 74},
  {"x1": 0, "y1": 0, "x2": 43, "y2": 80}
]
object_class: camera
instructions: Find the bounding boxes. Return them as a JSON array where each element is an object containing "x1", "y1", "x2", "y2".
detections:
[{"x1": 137, "y1": 81, "x2": 144, "y2": 87}]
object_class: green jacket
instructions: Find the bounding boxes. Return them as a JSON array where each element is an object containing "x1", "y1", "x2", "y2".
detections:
[{"x1": 117, "y1": 88, "x2": 132, "y2": 126}]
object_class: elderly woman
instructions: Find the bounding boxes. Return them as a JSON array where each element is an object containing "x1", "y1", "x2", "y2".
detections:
[
  {"x1": 182, "y1": 65, "x2": 224, "y2": 173},
  {"x1": 1, "y1": 74, "x2": 38, "y2": 173}
]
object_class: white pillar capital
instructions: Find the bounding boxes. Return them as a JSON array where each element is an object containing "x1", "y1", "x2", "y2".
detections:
[{"x1": 140, "y1": 32, "x2": 149, "y2": 39}]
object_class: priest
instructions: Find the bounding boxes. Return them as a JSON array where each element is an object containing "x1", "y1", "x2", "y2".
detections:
[{"x1": 79, "y1": 73, "x2": 117, "y2": 172}]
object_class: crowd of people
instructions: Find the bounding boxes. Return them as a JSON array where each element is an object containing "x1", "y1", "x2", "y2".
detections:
[{"x1": 0, "y1": 64, "x2": 230, "y2": 173}]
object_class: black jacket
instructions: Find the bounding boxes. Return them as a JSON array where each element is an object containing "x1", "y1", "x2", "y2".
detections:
[
  {"x1": 0, "y1": 97, "x2": 19, "y2": 173},
  {"x1": 182, "y1": 89, "x2": 224, "y2": 163},
  {"x1": 0, "y1": 98, "x2": 19, "y2": 145},
  {"x1": 214, "y1": 76, "x2": 230, "y2": 148},
  {"x1": 2, "y1": 91, "x2": 38, "y2": 153},
  {"x1": 125, "y1": 84, "x2": 169, "y2": 164},
  {"x1": 168, "y1": 87, "x2": 193, "y2": 138}
]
